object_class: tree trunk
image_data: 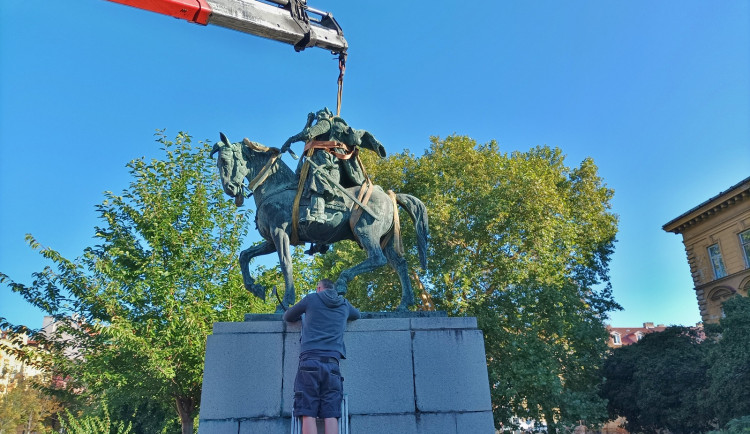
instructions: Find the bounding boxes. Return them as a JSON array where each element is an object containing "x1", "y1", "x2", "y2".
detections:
[
  {"x1": 175, "y1": 397, "x2": 195, "y2": 434},
  {"x1": 544, "y1": 410, "x2": 556, "y2": 434}
]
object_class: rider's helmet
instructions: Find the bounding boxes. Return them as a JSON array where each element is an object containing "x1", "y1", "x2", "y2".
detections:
[{"x1": 315, "y1": 107, "x2": 334, "y2": 122}]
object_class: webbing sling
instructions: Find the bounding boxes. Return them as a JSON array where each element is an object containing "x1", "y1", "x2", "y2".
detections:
[{"x1": 291, "y1": 147, "x2": 315, "y2": 246}]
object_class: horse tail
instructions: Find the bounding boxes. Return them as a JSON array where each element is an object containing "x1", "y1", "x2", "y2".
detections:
[{"x1": 395, "y1": 194, "x2": 429, "y2": 270}]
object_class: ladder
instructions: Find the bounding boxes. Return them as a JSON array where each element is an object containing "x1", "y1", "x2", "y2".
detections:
[{"x1": 291, "y1": 394, "x2": 349, "y2": 434}]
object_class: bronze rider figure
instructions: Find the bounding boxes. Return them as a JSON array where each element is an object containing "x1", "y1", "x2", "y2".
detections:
[{"x1": 280, "y1": 108, "x2": 386, "y2": 226}]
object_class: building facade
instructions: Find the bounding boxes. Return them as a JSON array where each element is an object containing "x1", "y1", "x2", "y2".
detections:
[
  {"x1": 663, "y1": 176, "x2": 750, "y2": 323},
  {"x1": 0, "y1": 315, "x2": 84, "y2": 395},
  {"x1": 0, "y1": 330, "x2": 44, "y2": 394}
]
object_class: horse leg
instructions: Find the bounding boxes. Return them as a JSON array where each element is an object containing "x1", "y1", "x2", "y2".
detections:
[
  {"x1": 384, "y1": 241, "x2": 415, "y2": 311},
  {"x1": 335, "y1": 237, "x2": 387, "y2": 295},
  {"x1": 271, "y1": 227, "x2": 296, "y2": 311},
  {"x1": 239, "y1": 241, "x2": 277, "y2": 300}
]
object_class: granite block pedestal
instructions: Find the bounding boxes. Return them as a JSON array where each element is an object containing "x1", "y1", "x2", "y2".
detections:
[{"x1": 199, "y1": 313, "x2": 494, "y2": 433}]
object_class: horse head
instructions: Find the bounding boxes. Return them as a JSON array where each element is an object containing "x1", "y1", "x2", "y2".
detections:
[
  {"x1": 212, "y1": 132, "x2": 282, "y2": 207},
  {"x1": 212, "y1": 132, "x2": 251, "y2": 206}
]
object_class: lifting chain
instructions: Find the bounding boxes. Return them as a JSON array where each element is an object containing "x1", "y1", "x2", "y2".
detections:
[{"x1": 336, "y1": 51, "x2": 347, "y2": 117}]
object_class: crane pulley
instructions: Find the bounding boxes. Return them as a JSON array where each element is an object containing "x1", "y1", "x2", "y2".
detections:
[{"x1": 106, "y1": 0, "x2": 348, "y2": 54}]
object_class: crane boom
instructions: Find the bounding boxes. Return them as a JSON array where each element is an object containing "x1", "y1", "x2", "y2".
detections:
[{"x1": 106, "y1": 0, "x2": 348, "y2": 53}]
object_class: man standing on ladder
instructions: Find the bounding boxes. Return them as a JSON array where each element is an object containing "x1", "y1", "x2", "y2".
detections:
[{"x1": 283, "y1": 278, "x2": 361, "y2": 434}]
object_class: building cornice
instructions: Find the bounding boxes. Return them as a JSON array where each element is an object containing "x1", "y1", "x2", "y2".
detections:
[
  {"x1": 663, "y1": 176, "x2": 750, "y2": 235},
  {"x1": 694, "y1": 267, "x2": 750, "y2": 291}
]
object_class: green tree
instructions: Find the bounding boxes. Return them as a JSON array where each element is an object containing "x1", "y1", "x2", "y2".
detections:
[
  {"x1": 708, "y1": 415, "x2": 750, "y2": 434},
  {"x1": 705, "y1": 295, "x2": 750, "y2": 426},
  {"x1": 0, "y1": 132, "x2": 273, "y2": 434},
  {"x1": 254, "y1": 245, "x2": 323, "y2": 308},
  {"x1": 316, "y1": 135, "x2": 620, "y2": 430},
  {"x1": 601, "y1": 326, "x2": 712, "y2": 433},
  {"x1": 59, "y1": 398, "x2": 133, "y2": 434},
  {"x1": 104, "y1": 388, "x2": 182, "y2": 434},
  {"x1": 0, "y1": 376, "x2": 62, "y2": 434}
]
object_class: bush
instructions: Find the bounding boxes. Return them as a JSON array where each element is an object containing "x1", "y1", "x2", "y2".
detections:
[
  {"x1": 708, "y1": 416, "x2": 750, "y2": 434},
  {"x1": 59, "y1": 406, "x2": 132, "y2": 434}
]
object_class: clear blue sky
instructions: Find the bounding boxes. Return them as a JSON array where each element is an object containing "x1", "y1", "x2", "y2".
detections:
[{"x1": 1, "y1": 1, "x2": 748, "y2": 329}]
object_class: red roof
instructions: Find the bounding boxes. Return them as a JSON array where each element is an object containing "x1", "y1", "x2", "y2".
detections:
[{"x1": 606, "y1": 323, "x2": 667, "y2": 346}]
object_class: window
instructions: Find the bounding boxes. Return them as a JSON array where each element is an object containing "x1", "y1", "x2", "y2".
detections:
[
  {"x1": 709, "y1": 287, "x2": 734, "y2": 320},
  {"x1": 710, "y1": 287, "x2": 733, "y2": 302},
  {"x1": 740, "y1": 230, "x2": 750, "y2": 268},
  {"x1": 635, "y1": 332, "x2": 644, "y2": 342},
  {"x1": 707, "y1": 244, "x2": 727, "y2": 279},
  {"x1": 611, "y1": 332, "x2": 621, "y2": 345}
]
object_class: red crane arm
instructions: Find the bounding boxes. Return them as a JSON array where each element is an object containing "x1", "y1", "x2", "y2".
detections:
[
  {"x1": 104, "y1": 0, "x2": 347, "y2": 53},
  {"x1": 107, "y1": 0, "x2": 211, "y2": 25}
]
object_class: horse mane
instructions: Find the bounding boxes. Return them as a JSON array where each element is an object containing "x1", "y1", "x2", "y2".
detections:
[{"x1": 240, "y1": 142, "x2": 298, "y2": 193}]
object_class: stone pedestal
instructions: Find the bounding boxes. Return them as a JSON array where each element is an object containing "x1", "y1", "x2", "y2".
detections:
[{"x1": 198, "y1": 313, "x2": 495, "y2": 433}]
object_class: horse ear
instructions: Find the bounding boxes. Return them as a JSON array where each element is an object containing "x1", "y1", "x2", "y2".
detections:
[
  {"x1": 210, "y1": 143, "x2": 221, "y2": 158},
  {"x1": 220, "y1": 132, "x2": 231, "y2": 146}
]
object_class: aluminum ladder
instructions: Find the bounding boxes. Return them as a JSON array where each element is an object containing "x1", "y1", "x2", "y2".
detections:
[{"x1": 291, "y1": 394, "x2": 349, "y2": 434}]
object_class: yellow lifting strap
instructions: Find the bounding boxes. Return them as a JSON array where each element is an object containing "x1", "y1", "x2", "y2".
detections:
[
  {"x1": 348, "y1": 178, "x2": 375, "y2": 235},
  {"x1": 291, "y1": 51, "x2": 347, "y2": 245},
  {"x1": 291, "y1": 147, "x2": 315, "y2": 246},
  {"x1": 384, "y1": 190, "x2": 404, "y2": 255},
  {"x1": 347, "y1": 185, "x2": 404, "y2": 256}
]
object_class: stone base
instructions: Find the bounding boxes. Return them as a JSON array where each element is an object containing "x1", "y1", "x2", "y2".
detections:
[{"x1": 198, "y1": 313, "x2": 494, "y2": 433}]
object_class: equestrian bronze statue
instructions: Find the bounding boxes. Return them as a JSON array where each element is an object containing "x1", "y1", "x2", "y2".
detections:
[{"x1": 211, "y1": 121, "x2": 428, "y2": 311}]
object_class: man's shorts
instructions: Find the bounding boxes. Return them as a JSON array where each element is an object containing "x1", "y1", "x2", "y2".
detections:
[{"x1": 293, "y1": 356, "x2": 343, "y2": 418}]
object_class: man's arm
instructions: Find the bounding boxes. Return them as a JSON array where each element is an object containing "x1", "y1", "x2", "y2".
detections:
[
  {"x1": 347, "y1": 301, "x2": 361, "y2": 321},
  {"x1": 283, "y1": 295, "x2": 309, "y2": 322}
]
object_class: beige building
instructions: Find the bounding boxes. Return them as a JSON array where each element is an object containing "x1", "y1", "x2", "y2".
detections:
[
  {"x1": 0, "y1": 315, "x2": 83, "y2": 395},
  {"x1": 0, "y1": 330, "x2": 44, "y2": 394},
  {"x1": 663, "y1": 176, "x2": 750, "y2": 323}
]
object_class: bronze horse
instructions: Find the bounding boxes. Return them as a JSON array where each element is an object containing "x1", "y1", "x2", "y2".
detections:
[{"x1": 211, "y1": 133, "x2": 428, "y2": 310}]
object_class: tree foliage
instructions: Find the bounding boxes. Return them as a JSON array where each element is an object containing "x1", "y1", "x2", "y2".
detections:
[
  {"x1": 601, "y1": 296, "x2": 750, "y2": 433},
  {"x1": 0, "y1": 132, "x2": 267, "y2": 434},
  {"x1": 0, "y1": 376, "x2": 62, "y2": 433},
  {"x1": 708, "y1": 415, "x2": 750, "y2": 434},
  {"x1": 59, "y1": 399, "x2": 133, "y2": 434},
  {"x1": 705, "y1": 295, "x2": 750, "y2": 426},
  {"x1": 315, "y1": 135, "x2": 620, "y2": 429},
  {"x1": 601, "y1": 326, "x2": 712, "y2": 433}
]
